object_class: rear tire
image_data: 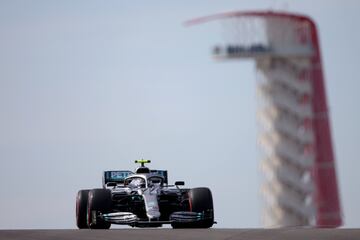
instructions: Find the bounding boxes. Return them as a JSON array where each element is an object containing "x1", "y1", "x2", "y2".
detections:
[
  {"x1": 172, "y1": 187, "x2": 214, "y2": 229},
  {"x1": 76, "y1": 189, "x2": 90, "y2": 229},
  {"x1": 87, "y1": 189, "x2": 112, "y2": 229}
]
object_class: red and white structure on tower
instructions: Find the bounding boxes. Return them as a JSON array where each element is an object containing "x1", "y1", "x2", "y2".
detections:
[{"x1": 187, "y1": 11, "x2": 342, "y2": 227}]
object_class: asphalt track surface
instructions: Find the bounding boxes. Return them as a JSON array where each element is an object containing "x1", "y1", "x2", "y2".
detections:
[{"x1": 0, "y1": 228, "x2": 359, "y2": 240}]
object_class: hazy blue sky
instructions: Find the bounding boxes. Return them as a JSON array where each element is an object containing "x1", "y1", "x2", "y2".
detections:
[{"x1": 0, "y1": 0, "x2": 359, "y2": 229}]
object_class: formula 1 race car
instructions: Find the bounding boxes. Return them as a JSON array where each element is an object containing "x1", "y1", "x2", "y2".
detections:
[{"x1": 76, "y1": 160, "x2": 214, "y2": 229}]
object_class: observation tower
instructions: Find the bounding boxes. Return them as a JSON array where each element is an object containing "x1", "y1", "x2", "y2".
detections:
[{"x1": 186, "y1": 11, "x2": 342, "y2": 227}]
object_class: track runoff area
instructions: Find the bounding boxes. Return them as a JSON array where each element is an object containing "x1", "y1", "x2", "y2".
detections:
[{"x1": 0, "y1": 228, "x2": 359, "y2": 240}]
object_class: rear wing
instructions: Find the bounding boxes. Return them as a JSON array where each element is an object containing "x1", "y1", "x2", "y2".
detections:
[
  {"x1": 103, "y1": 169, "x2": 169, "y2": 187},
  {"x1": 103, "y1": 170, "x2": 133, "y2": 188}
]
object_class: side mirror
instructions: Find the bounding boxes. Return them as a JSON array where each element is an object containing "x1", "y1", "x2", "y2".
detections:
[{"x1": 175, "y1": 181, "x2": 185, "y2": 186}]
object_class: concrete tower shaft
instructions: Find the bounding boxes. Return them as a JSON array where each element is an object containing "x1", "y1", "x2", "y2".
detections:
[{"x1": 257, "y1": 57, "x2": 315, "y2": 226}]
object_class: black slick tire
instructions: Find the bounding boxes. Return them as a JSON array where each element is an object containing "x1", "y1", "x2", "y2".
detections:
[
  {"x1": 87, "y1": 188, "x2": 112, "y2": 229},
  {"x1": 76, "y1": 189, "x2": 90, "y2": 229},
  {"x1": 172, "y1": 187, "x2": 214, "y2": 229}
]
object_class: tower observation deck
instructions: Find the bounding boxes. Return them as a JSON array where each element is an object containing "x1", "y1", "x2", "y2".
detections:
[{"x1": 186, "y1": 11, "x2": 342, "y2": 227}]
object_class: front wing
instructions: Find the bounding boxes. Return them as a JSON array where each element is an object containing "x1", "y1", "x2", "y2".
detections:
[{"x1": 99, "y1": 211, "x2": 214, "y2": 225}]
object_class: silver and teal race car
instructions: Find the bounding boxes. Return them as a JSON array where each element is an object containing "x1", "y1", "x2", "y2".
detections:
[{"x1": 76, "y1": 160, "x2": 214, "y2": 229}]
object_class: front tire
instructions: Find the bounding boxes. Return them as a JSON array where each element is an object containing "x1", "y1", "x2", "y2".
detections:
[
  {"x1": 87, "y1": 189, "x2": 112, "y2": 229},
  {"x1": 76, "y1": 189, "x2": 90, "y2": 229},
  {"x1": 172, "y1": 187, "x2": 214, "y2": 229}
]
